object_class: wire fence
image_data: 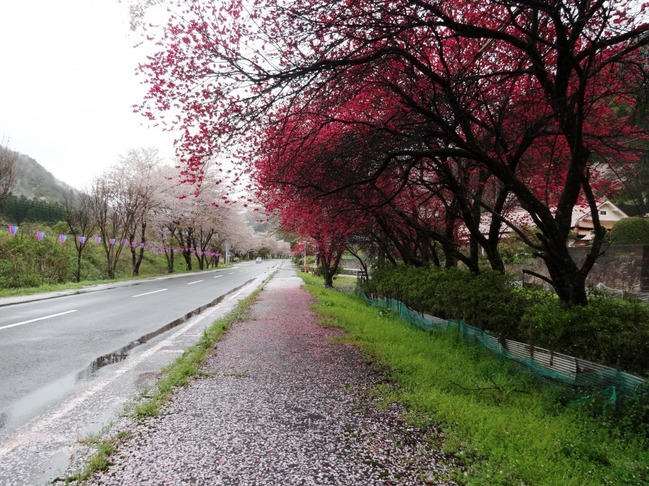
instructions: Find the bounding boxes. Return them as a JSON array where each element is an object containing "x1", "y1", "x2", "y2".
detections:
[{"x1": 357, "y1": 289, "x2": 646, "y2": 407}]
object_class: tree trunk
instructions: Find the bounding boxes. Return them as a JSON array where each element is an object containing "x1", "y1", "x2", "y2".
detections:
[
  {"x1": 543, "y1": 254, "x2": 589, "y2": 306},
  {"x1": 166, "y1": 249, "x2": 175, "y2": 273},
  {"x1": 183, "y1": 250, "x2": 192, "y2": 270},
  {"x1": 132, "y1": 246, "x2": 145, "y2": 276},
  {"x1": 132, "y1": 223, "x2": 147, "y2": 277},
  {"x1": 107, "y1": 261, "x2": 115, "y2": 279},
  {"x1": 195, "y1": 250, "x2": 205, "y2": 270},
  {"x1": 320, "y1": 248, "x2": 344, "y2": 288},
  {"x1": 75, "y1": 252, "x2": 82, "y2": 283}
]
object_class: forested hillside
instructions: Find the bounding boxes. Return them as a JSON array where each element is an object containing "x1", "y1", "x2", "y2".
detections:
[{"x1": 12, "y1": 152, "x2": 77, "y2": 204}]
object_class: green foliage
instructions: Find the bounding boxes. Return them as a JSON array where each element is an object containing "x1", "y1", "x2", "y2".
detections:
[
  {"x1": 369, "y1": 265, "x2": 526, "y2": 337},
  {"x1": 609, "y1": 216, "x2": 649, "y2": 245},
  {"x1": 368, "y1": 265, "x2": 649, "y2": 377},
  {"x1": 301, "y1": 277, "x2": 649, "y2": 485},
  {"x1": 522, "y1": 296, "x2": 649, "y2": 376},
  {"x1": 2, "y1": 194, "x2": 65, "y2": 225},
  {"x1": 0, "y1": 231, "x2": 71, "y2": 287},
  {"x1": 498, "y1": 231, "x2": 535, "y2": 264}
]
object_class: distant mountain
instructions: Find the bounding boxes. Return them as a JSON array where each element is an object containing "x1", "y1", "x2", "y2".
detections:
[{"x1": 12, "y1": 153, "x2": 78, "y2": 205}]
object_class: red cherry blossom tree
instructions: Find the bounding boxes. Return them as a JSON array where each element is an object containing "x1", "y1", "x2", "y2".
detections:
[
  {"x1": 258, "y1": 164, "x2": 364, "y2": 286},
  {"x1": 135, "y1": 0, "x2": 649, "y2": 305}
]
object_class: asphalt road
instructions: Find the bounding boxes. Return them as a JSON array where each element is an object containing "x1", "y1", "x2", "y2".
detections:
[{"x1": 0, "y1": 260, "x2": 276, "y2": 436}]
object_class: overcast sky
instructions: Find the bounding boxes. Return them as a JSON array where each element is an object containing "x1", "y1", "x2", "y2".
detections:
[{"x1": 0, "y1": 0, "x2": 176, "y2": 190}]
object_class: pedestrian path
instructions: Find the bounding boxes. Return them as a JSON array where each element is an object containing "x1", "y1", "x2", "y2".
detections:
[{"x1": 78, "y1": 263, "x2": 454, "y2": 485}]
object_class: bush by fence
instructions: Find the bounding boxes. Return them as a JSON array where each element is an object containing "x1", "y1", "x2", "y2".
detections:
[
  {"x1": 366, "y1": 265, "x2": 649, "y2": 378},
  {"x1": 356, "y1": 288, "x2": 648, "y2": 439}
]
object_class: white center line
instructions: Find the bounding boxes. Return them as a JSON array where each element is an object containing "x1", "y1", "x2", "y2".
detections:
[
  {"x1": 132, "y1": 289, "x2": 168, "y2": 298},
  {"x1": 187, "y1": 280, "x2": 204, "y2": 285},
  {"x1": 0, "y1": 310, "x2": 78, "y2": 332},
  {"x1": 214, "y1": 275, "x2": 223, "y2": 279}
]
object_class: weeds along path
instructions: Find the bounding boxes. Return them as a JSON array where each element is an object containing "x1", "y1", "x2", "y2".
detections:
[{"x1": 80, "y1": 263, "x2": 456, "y2": 485}]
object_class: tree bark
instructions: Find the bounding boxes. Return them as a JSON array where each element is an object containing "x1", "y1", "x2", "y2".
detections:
[{"x1": 320, "y1": 248, "x2": 344, "y2": 288}]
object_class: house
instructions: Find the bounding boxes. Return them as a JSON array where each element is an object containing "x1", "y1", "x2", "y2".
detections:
[
  {"x1": 462, "y1": 198, "x2": 628, "y2": 247},
  {"x1": 570, "y1": 199, "x2": 628, "y2": 246}
]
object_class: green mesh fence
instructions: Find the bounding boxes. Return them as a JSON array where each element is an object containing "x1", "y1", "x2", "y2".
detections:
[{"x1": 357, "y1": 289, "x2": 646, "y2": 407}]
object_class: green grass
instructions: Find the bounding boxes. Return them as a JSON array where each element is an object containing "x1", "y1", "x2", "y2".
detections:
[
  {"x1": 300, "y1": 273, "x2": 649, "y2": 485},
  {"x1": 0, "y1": 264, "x2": 236, "y2": 298},
  {"x1": 63, "y1": 431, "x2": 125, "y2": 483},
  {"x1": 0, "y1": 280, "x2": 104, "y2": 298},
  {"x1": 332, "y1": 275, "x2": 358, "y2": 287}
]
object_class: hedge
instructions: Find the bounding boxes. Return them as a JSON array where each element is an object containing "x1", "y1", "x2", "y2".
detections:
[{"x1": 366, "y1": 265, "x2": 649, "y2": 377}]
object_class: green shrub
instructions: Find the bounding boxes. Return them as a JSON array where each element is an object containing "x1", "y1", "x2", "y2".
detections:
[
  {"x1": 0, "y1": 228, "x2": 75, "y2": 286},
  {"x1": 458, "y1": 270, "x2": 527, "y2": 337},
  {"x1": 609, "y1": 216, "x2": 649, "y2": 245},
  {"x1": 370, "y1": 265, "x2": 525, "y2": 334},
  {"x1": 368, "y1": 265, "x2": 649, "y2": 377},
  {"x1": 522, "y1": 296, "x2": 649, "y2": 376},
  {"x1": 369, "y1": 265, "x2": 469, "y2": 318}
]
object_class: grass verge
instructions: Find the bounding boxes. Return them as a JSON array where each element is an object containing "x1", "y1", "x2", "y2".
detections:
[
  {"x1": 64, "y1": 283, "x2": 264, "y2": 483},
  {"x1": 60, "y1": 430, "x2": 130, "y2": 484},
  {"x1": 134, "y1": 287, "x2": 263, "y2": 419},
  {"x1": 0, "y1": 265, "x2": 237, "y2": 299},
  {"x1": 300, "y1": 272, "x2": 649, "y2": 485}
]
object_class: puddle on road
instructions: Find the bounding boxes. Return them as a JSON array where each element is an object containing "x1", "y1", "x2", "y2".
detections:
[
  {"x1": 78, "y1": 292, "x2": 229, "y2": 379},
  {"x1": 0, "y1": 373, "x2": 77, "y2": 436}
]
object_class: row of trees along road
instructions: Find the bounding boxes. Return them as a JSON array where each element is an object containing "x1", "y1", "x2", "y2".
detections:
[
  {"x1": 65, "y1": 148, "x2": 289, "y2": 282},
  {"x1": 131, "y1": 0, "x2": 649, "y2": 304}
]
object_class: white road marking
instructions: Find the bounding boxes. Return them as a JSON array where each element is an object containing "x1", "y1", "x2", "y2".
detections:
[
  {"x1": 226, "y1": 280, "x2": 256, "y2": 301},
  {"x1": 7, "y1": 301, "x2": 228, "y2": 442},
  {"x1": 0, "y1": 310, "x2": 78, "y2": 332},
  {"x1": 0, "y1": 269, "x2": 276, "y2": 463},
  {"x1": 214, "y1": 275, "x2": 223, "y2": 279},
  {"x1": 187, "y1": 280, "x2": 204, "y2": 285},
  {"x1": 132, "y1": 289, "x2": 168, "y2": 298}
]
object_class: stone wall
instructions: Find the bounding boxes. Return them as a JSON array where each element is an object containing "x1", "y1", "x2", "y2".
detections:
[
  {"x1": 571, "y1": 245, "x2": 649, "y2": 293},
  {"x1": 509, "y1": 245, "x2": 649, "y2": 293}
]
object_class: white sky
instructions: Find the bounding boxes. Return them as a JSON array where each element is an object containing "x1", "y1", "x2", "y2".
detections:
[{"x1": 0, "y1": 0, "x2": 176, "y2": 190}]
